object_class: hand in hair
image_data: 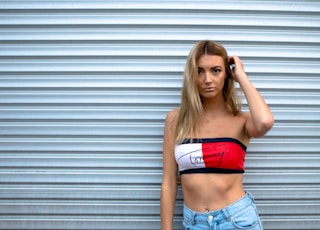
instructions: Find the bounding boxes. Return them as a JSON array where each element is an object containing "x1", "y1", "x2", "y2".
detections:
[{"x1": 228, "y1": 56, "x2": 246, "y2": 83}]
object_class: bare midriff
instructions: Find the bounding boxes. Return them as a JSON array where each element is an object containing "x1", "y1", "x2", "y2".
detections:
[{"x1": 181, "y1": 173, "x2": 245, "y2": 212}]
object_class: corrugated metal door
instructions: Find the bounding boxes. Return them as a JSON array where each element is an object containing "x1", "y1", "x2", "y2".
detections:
[{"x1": 0, "y1": 1, "x2": 319, "y2": 229}]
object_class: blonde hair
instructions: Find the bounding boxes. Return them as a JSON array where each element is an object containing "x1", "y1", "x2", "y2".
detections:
[{"x1": 175, "y1": 40, "x2": 242, "y2": 144}]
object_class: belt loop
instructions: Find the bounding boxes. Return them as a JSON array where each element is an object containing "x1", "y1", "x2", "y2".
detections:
[
  {"x1": 191, "y1": 211, "x2": 196, "y2": 225},
  {"x1": 247, "y1": 191, "x2": 255, "y2": 203},
  {"x1": 222, "y1": 208, "x2": 231, "y2": 222}
]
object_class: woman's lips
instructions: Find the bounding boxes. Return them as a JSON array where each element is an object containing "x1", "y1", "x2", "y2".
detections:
[{"x1": 204, "y1": 87, "x2": 215, "y2": 92}]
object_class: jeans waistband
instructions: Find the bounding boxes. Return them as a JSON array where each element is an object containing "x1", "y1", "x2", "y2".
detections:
[{"x1": 183, "y1": 191, "x2": 255, "y2": 224}]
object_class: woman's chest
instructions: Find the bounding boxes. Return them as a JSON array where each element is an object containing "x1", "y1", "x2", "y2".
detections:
[{"x1": 198, "y1": 115, "x2": 247, "y2": 140}]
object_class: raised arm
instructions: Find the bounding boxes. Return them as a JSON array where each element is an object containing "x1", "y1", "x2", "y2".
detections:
[
  {"x1": 229, "y1": 56, "x2": 274, "y2": 137},
  {"x1": 160, "y1": 109, "x2": 179, "y2": 230}
]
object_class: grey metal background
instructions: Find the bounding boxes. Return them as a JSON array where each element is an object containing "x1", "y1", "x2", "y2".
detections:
[{"x1": 0, "y1": 0, "x2": 319, "y2": 229}]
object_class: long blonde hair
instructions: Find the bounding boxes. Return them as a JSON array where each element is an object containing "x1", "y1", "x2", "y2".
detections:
[{"x1": 175, "y1": 40, "x2": 242, "y2": 144}]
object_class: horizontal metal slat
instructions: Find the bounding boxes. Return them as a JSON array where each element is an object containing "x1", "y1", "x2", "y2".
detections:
[
  {"x1": 0, "y1": 171, "x2": 319, "y2": 185},
  {"x1": 263, "y1": 220, "x2": 320, "y2": 230},
  {"x1": 0, "y1": 155, "x2": 162, "y2": 168},
  {"x1": 0, "y1": 108, "x2": 170, "y2": 120},
  {"x1": 0, "y1": 123, "x2": 319, "y2": 137},
  {"x1": 0, "y1": 91, "x2": 318, "y2": 106},
  {"x1": 246, "y1": 156, "x2": 320, "y2": 169},
  {"x1": 0, "y1": 59, "x2": 319, "y2": 75},
  {"x1": 1, "y1": 0, "x2": 319, "y2": 12},
  {"x1": 0, "y1": 219, "x2": 318, "y2": 230},
  {"x1": 1, "y1": 75, "x2": 320, "y2": 90},
  {"x1": 0, "y1": 186, "x2": 163, "y2": 200},
  {"x1": 0, "y1": 171, "x2": 163, "y2": 184},
  {"x1": 272, "y1": 108, "x2": 320, "y2": 121},
  {"x1": 1, "y1": 202, "x2": 319, "y2": 216},
  {"x1": 0, "y1": 203, "x2": 161, "y2": 215},
  {"x1": 1, "y1": 12, "x2": 319, "y2": 28},
  {"x1": 247, "y1": 140, "x2": 320, "y2": 153},
  {"x1": 1, "y1": 44, "x2": 320, "y2": 59},
  {"x1": 1, "y1": 186, "x2": 319, "y2": 200},
  {"x1": 0, "y1": 107, "x2": 319, "y2": 122},
  {"x1": 0, "y1": 124, "x2": 163, "y2": 136},
  {"x1": 1, "y1": 28, "x2": 319, "y2": 43},
  {"x1": 0, "y1": 75, "x2": 182, "y2": 89},
  {"x1": 0, "y1": 91, "x2": 180, "y2": 104},
  {"x1": 0, "y1": 219, "x2": 162, "y2": 230},
  {"x1": 0, "y1": 139, "x2": 162, "y2": 152},
  {"x1": 268, "y1": 123, "x2": 320, "y2": 137}
]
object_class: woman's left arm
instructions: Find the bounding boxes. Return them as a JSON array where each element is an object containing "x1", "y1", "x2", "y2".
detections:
[{"x1": 230, "y1": 55, "x2": 274, "y2": 137}]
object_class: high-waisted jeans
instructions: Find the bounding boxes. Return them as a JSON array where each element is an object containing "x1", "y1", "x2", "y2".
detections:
[{"x1": 182, "y1": 192, "x2": 263, "y2": 230}]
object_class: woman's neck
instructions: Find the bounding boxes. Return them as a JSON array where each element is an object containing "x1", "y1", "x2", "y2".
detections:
[{"x1": 202, "y1": 97, "x2": 229, "y2": 117}]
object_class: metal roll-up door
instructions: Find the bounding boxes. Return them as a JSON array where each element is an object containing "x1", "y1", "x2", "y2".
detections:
[{"x1": 0, "y1": 1, "x2": 319, "y2": 229}]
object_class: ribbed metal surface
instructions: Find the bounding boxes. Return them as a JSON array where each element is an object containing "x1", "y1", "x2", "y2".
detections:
[{"x1": 0, "y1": 1, "x2": 319, "y2": 229}]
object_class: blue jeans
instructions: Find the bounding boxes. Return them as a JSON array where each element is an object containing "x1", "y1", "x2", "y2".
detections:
[{"x1": 182, "y1": 192, "x2": 263, "y2": 230}]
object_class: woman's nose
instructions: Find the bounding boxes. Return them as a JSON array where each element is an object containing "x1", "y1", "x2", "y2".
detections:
[{"x1": 204, "y1": 72, "x2": 212, "y2": 83}]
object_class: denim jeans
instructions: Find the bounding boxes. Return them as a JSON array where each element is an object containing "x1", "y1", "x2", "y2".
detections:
[{"x1": 182, "y1": 192, "x2": 263, "y2": 230}]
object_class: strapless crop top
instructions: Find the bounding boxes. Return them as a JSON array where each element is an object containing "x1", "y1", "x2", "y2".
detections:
[{"x1": 174, "y1": 137, "x2": 247, "y2": 175}]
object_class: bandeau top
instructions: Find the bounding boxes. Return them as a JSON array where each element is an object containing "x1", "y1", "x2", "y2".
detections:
[{"x1": 174, "y1": 137, "x2": 247, "y2": 175}]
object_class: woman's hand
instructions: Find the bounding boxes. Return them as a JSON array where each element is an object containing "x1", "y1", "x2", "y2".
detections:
[{"x1": 228, "y1": 55, "x2": 247, "y2": 83}]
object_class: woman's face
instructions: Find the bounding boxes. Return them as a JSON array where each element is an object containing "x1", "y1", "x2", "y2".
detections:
[{"x1": 196, "y1": 54, "x2": 226, "y2": 100}]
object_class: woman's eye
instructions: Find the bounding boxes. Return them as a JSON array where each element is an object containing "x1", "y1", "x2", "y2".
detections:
[
  {"x1": 198, "y1": 69, "x2": 203, "y2": 75},
  {"x1": 212, "y1": 68, "x2": 221, "y2": 74}
]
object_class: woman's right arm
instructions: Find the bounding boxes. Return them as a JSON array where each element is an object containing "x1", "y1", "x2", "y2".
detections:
[{"x1": 160, "y1": 109, "x2": 178, "y2": 230}]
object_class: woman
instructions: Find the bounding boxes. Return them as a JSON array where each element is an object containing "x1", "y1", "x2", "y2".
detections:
[{"x1": 160, "y1": 40, "x2": 274, "y2": 230}]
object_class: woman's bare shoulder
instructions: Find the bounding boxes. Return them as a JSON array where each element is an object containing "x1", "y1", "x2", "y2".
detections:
[
  {"x1": 164, "y1": 108, "x2": 180, "y2": 135},
  {"x1": 237, "y1": 111, "x2": 250, "y2": 121},
  {"x1": 165, "y1": 108, "x2": 179, "y2": 122}
]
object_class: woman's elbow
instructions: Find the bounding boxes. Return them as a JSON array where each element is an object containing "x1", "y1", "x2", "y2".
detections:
[
  {"x1": 256, "y1": 115, "x2": 275, "y2": 137},
  {"x1": 263, "y1": 114, "x2": 274, "y2": 131},
  {"x1": 249, "y1": 114, "x2": 274, "y2": 138}
]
